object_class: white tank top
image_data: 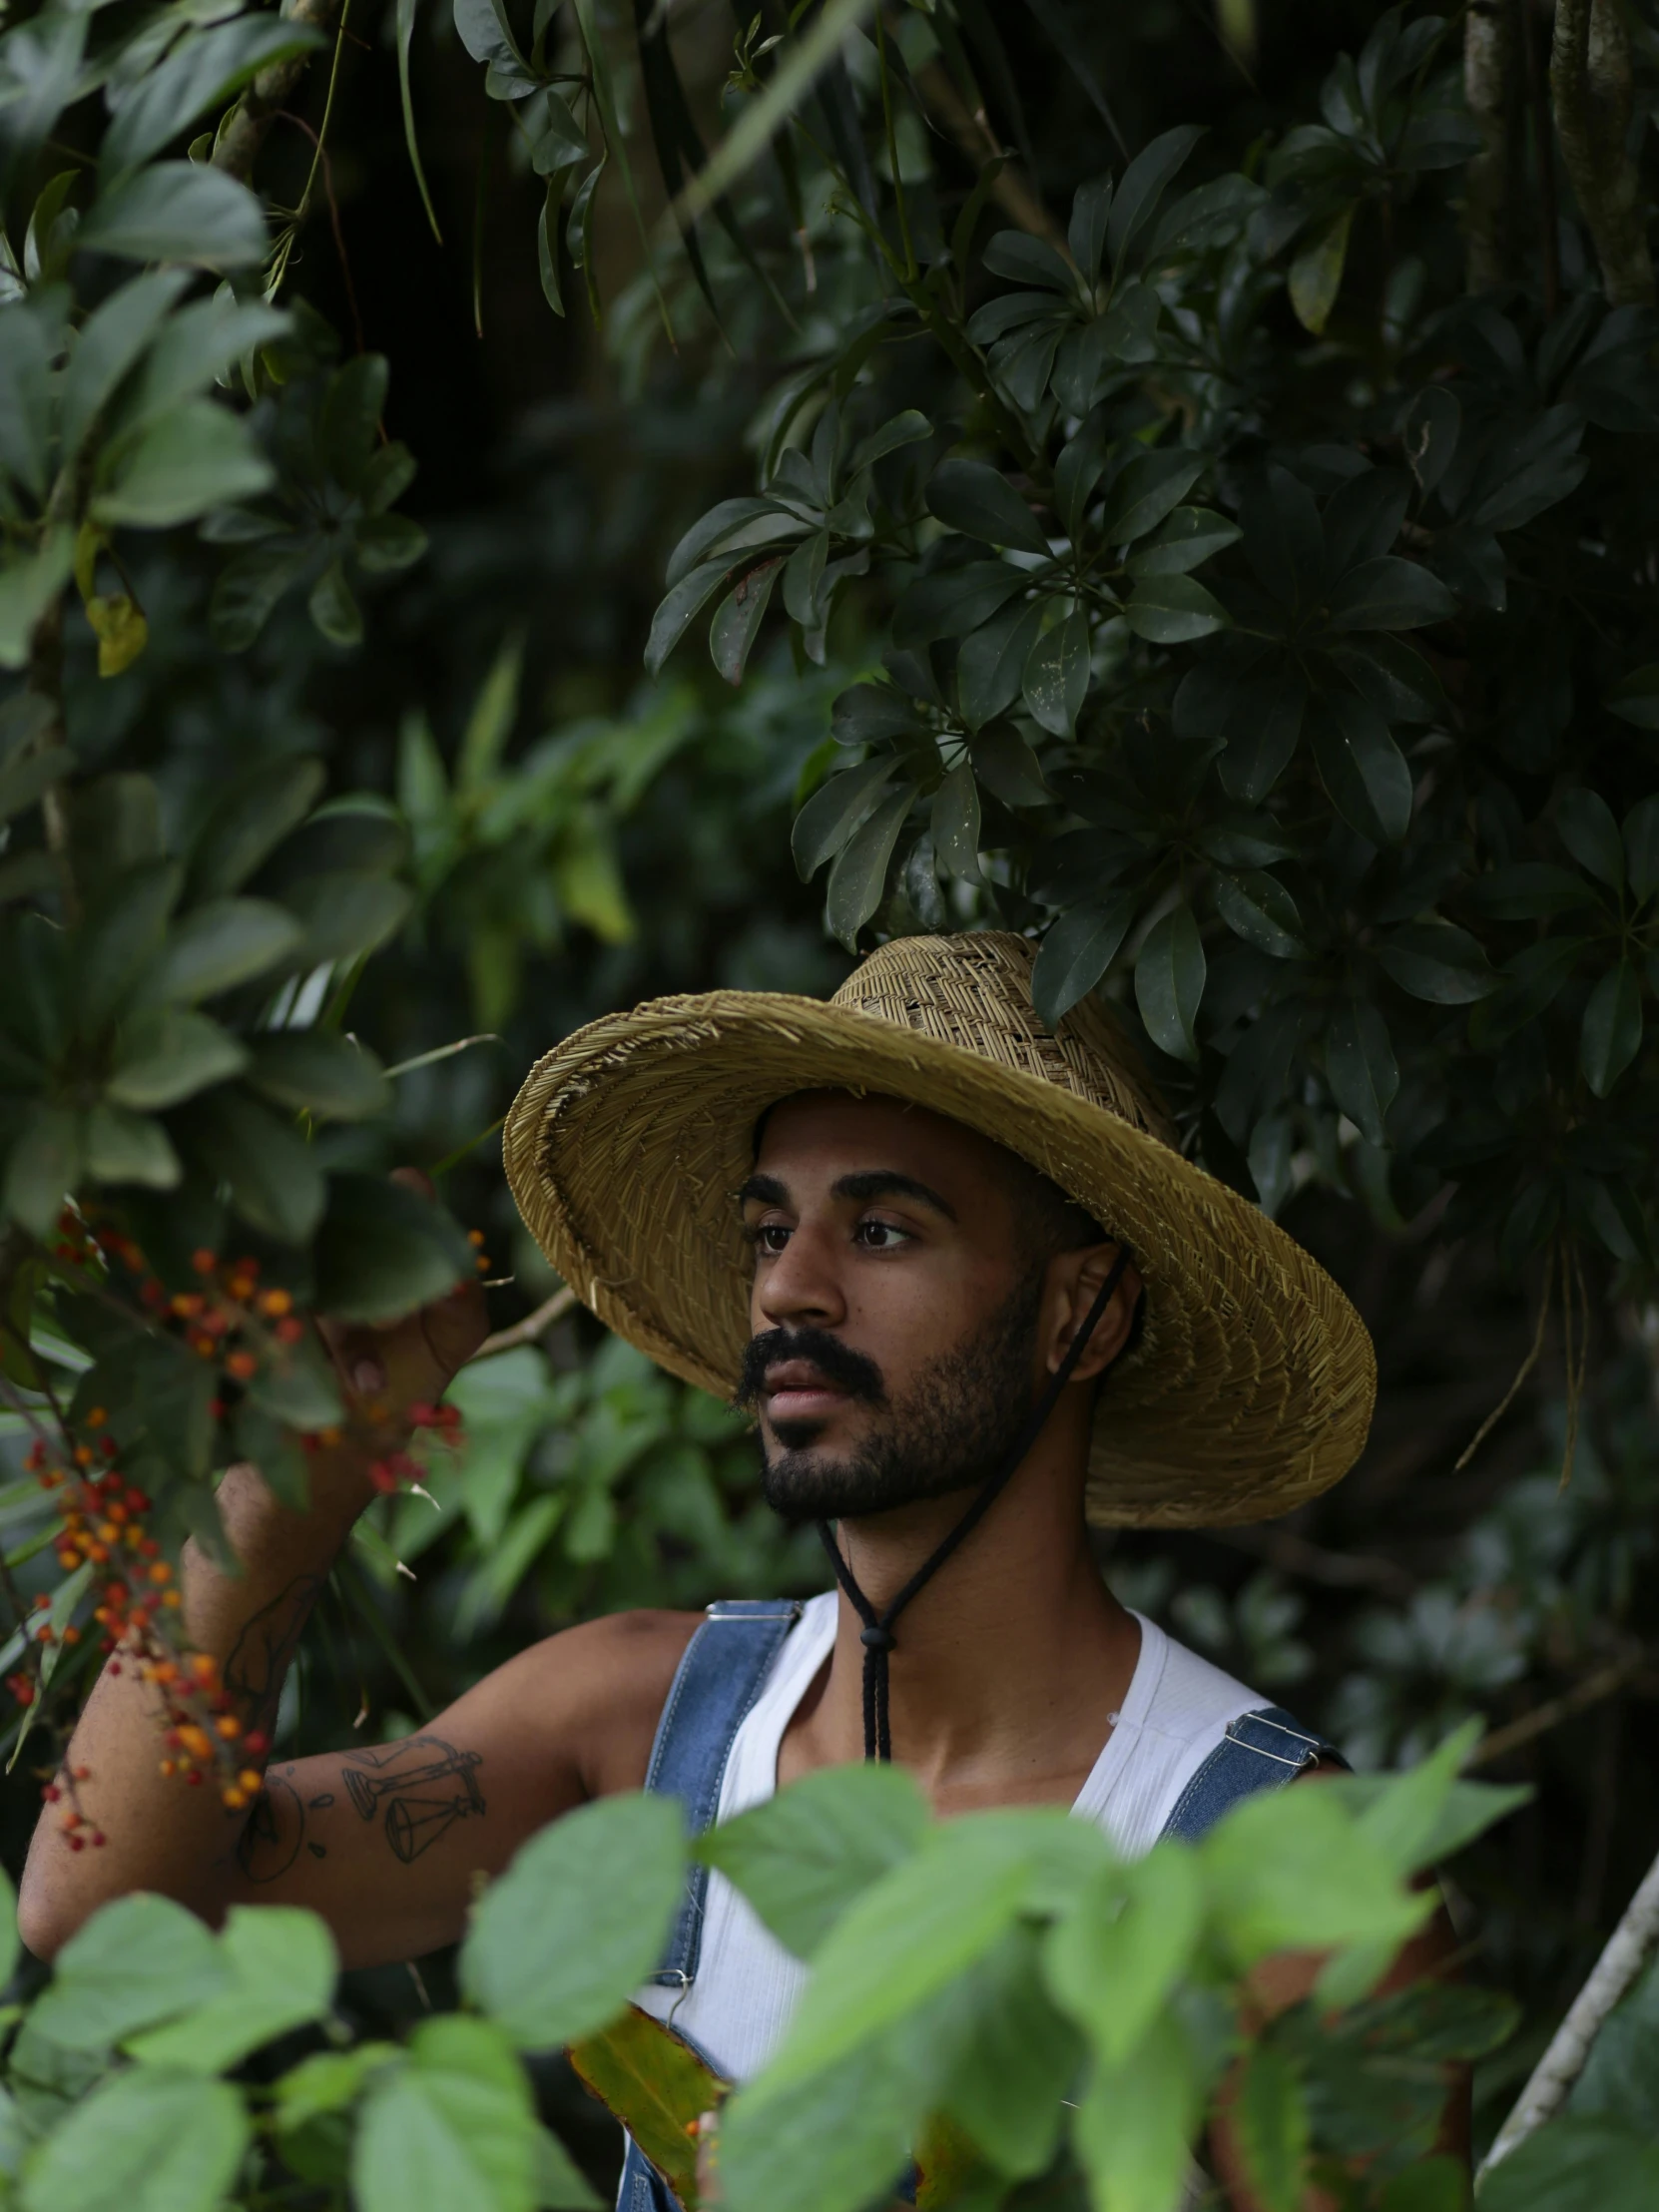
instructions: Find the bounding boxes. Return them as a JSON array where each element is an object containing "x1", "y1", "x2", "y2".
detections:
[{"x1": 634, "y1": 1594, "x2": 1265, "y2": 2081}]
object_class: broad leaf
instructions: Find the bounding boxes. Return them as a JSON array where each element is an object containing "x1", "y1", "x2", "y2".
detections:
[
  {"x1": 701, "y1": 1764, "x2": 927, "y2": 1959},
  {"x1": 925, "y1": 459, "x2": 1049, "y2": 555},
  {"x1": 459, "y1": 1793, "x2": 684, "y2": 2049},
  {"x1": 1135, "y1": 905, "x2": 1206, "y2": 1064},
  {"x1": 78, "y1": 163, "x2": 268, "y2": 268},
  {"x1": 19, "y1": 2069, "x2": 249, "y2": 2212},
  {"x1": 1031, "y1": 895, "x2": 1138, "y2": 1028}
]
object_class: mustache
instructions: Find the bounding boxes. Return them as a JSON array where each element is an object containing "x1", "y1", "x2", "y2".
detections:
[{"x1": 734, "y1": 1327, "x2": 887, "y2": 1410}]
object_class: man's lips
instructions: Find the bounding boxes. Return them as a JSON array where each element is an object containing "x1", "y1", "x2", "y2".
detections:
[{"x1": 762, "y1": 1361, "x2": 850, "y2": 1423}]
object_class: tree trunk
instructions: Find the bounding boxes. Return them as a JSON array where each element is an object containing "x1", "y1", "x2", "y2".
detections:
[
  {"x1": 1549, "y1": 0, "x2": 1655, "y2": 306},
  {"x1": 1464, "y1": 0, "x2": 1510, "y2": 290}
]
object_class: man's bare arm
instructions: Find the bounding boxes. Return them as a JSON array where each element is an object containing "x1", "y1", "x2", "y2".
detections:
[{"x1": 16, "y1": 1260, "x2": 688, "y2": 1967}]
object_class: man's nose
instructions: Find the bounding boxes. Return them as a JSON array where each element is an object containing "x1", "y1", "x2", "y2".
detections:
[{"x1": 754, "y1": 1222, "x2": 846, "y2": 1333}]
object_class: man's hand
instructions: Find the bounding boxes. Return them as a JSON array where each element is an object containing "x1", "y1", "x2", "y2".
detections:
[{"x1": 311, "y1": 1168, "x2": 490, "y2": 1494}]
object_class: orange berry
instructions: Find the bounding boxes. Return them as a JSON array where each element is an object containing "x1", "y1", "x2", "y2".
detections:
[
  {"x1": 222, "y1": 1787, "x2": 247, "y2": 1811},
  {"x1": 215, "y1": 1716, "x2": 241, "y2": 1740},
  {"x1": 238, "y1": 1769, "x2": 262, "y2": 1793},
  {"x1": 171, "y1": 1292, "x2": 205, "y2": 1318},
  {"x1": 148, "y1": 1561, "x2": 172, "y2": 1585},
  {"x1": 162, "y1": 1591, "x2": 180, "y2": 1608},
  {"x1": 189, "y1": 1654, "x2": 218, "y2": 1683},
  {"x1": 73, "y1": 1445, "x2": 94, "y2": 1467},
  {"x1": 177, "y1": 1724, "x2": 212, "y2": 1760},
  {"x1": 467, "y1": 1228, "x2": 486, "y2": 1247},
  {"x1": 225, "y1": 1350, "x2": 258, "y2": 1381},
  {"x1": 160, "y1": 1759, "x2": 175, "y2": 1777},
  {"x1": 191, "y1": 1250, "x2": 217, "y2": 1276},
  {"x1": 85, "y1": 1407, "x2": 107, "y2": 1429},
  {"x1": 227, "y1": 1275, "x2": 255, "y2": 1301},
  {"x1": 275, "y1": 1317, "x2": 303, "y2": 1345},
  {"x1": 258, "y1": 1288, "x2": 293, "y2": 1317}
]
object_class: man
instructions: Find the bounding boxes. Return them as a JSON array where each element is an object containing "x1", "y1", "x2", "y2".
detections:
[{"x1": 19, "y1": 932, "x2": 1438, "y2": 2198}]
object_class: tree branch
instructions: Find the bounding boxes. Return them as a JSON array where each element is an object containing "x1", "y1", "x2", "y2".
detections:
[
  {"x1": 1464, "y1": 0, "x2": 1510, "y2": 290},
  {"x1": 1479, "y1": 1841, "x2": 1659, "y2": 2174},
  {"x1": 1549, "y1": 0, "x2": 1654, "y2": 306},
  {"x1": 213, "y1": 0, "x2": 343, "y2": 186},
  {"x1": 468, "y1": 1286, "x2": 577, "y2": 1362}
]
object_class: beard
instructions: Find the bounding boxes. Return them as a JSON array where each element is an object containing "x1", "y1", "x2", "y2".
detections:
[{"x1": 735, "y1": 1264, "x2": 1047, "y2": 1524}]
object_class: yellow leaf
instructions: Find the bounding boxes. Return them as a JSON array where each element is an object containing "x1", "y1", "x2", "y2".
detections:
[
  {"x1": 86, "y1": 594, "x2": 149, "y2": 678},
  {"x1": 568, "y1": 2004, "x2": 728, "y2": 2210},
  {"x1": 1288, "y1": 204, "x2": 1355, "y2": 336}
]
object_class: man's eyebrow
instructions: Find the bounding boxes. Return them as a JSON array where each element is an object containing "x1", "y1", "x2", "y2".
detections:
[
  {"x1": 830, "y1": 1170, "x2": 957, "y2": 1221},
  {"x1": 736, "y1": 1173, "x2": 790, "y2": 1209}
]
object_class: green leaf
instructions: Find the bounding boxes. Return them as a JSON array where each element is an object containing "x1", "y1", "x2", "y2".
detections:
[
  {"x1": 1606, "y1": 664, "x2": 1659, "y2": 730},
  {"x1": 85, "y1": 1104, "x2": 179, "y2": 1190},
  {"x1": 0, "y1": 740, "x2": 77, "y2": 823},
  {"x1": 826, "y1": 787, "x2": 913, "y2": 948},
  {"x1": 720, "y1": 2027, "x2": 928, "y2": 2212},
  {"x1": 355, "y1": 514, "x2": 427, "y2": 574},
  {"x1": 1623, "y1": 795, "x2": 1659, "y2": 901},
  {"x1": 1068, "y1": 174, "x2": 1113, "y2": 283},
  {"x1": 1232, "y1": 2045, "x2": 1309, "y2": 2212},
  {"x1": 1135, "y1": 905, "x2": 1206, "y2": 1064},
  {"x1": 19, "y1": 2069, "x2": 249, "y2": 2212},
  {"x1": 942, "y1": 1928, "x2": 1084, "y2": 2178},
  {"x1": 0, "y1": 531, "x2": 78, "y2": 672},
  {"x1": 847, "y1": 410, "x2": 930, "y2": 473},
  {"x1": 1310, "y1": 692, "x2": 1412, "y2": 845},
  {"x1": 1124, "y1": 572, "x2": 1228, "y2": 644},
  {"x1": 353, "y1": 2019, "x2": 547, "y2": 2212},
  {"x1": 1126, "y1": 506, "x2": 1241, "y2": 577},
  {"x1": 60, "y1": 272, "x2": 191, "y2": 461},
  {"x1": 742, "y1": 1815, "x2": 1054, "y2": 2103},
  {"x1": 279, "y1": 871, "x2": 412, "y2": 964},
  {"x1": 146, "y1": 897, "x2": 303, "y2": 1003},
  {"x1": 1478, "y1": 2119, "x2": 1659, "y2": 2212},
  {"x1": 29, "y1": 1897, "x2": 228, "y2": 2052},
  {"x1": 700, "y1": 1764, "x2": 928, "y2": 1959},
  {"x1": 125, "y1": 1908, "x2": 336, "y2": 2073},
  {"x1": 1377, "y1": 922, "x2": 1496, "y2": 1004},
  {"x1": 1045, "y1": 1846, "x2": 1198, "y2": 2066},
  {"x1": 459, "y1": 1793, "x2": 685, "y2": 2049},
  {"x1": 957, "y1": 598, "x2": 1042, "y2": 731},
  {"x1": 0, "y1": 296, "x2": 57, "y2": 502},
  {"x1": 4, "y1": 1106, "x2": 84, "y2": 1238},
  {"x1": 1100, "y1": 450, "x2": 1205, "y2": 545},
  {"x1": 1214, "y1": 869, "x2": 1306, "y2": 958},
  {"x1": 710, "y1": 559, "x2": 784, "y2": 685},
  {"x1": 1288, "y1": 203, "x2": 1354, "y2": 334},
  {"x1": 210, "y1": 542, "x2": 316, "y2": 653},
  {"x1": 94, "y1": 400, "x2": 273, "y2": 529},
  {"x1": 1325, "y1": 555, "x2": 1455, "y2": 632},
  {"x1": 188, "y1": 757, "x2": 327, "y2": 901},
  {"x1": 793, "y1": 760, "x2": 896, "y2": 879},
  {"x1": 1032, "y1": 895, "x2": 1139, "y2": 1027},
  {"x1": 249, "y1": 1032, "x2": 389, "y2": 1121},
  {"x1": 397, "y1": 0, "x2": 444, "y2": 243},
  {"x1": 309, "y1": 559, "x2": 363, "y2": 648},
  {"x1": 1204, "y1": 1785, "x2": 1427, "y2": 1967},
  {"x1": 1105, "y1": 125, "x2": 1204, "y2": 269},
  {"x1": 894, "y1": 560, "x2": 1028, "y2": 651},
  {"x1": 103, "y1": 17, "x2": 321, "y2": 175},
  {"x1": 78, "y1": 163, "x2": 268, "y2": 268},
  {"x1": 107, "y1": 1008, "x2": 248, "y2": 1110},
  {"x1": 1072, "y1": 2013, "x2": 1201, "y2": 2212},
  {"x1": 1325, "y1": 997, "x2": 1397, "y2": 1147},
  {"x1": 1557, "y1": 788, "x2": 1625, "y2": 889},
  {"x1": 1022, "y1": 608, "x2": 1090, "y2": 736},
  {"x1": 311, "y1": 1173, "x2": 473, "y2": 1323},
  {"x1": 929, "y1": 762, "x2": 982, "y2": 883},
  {"x1": 1581, "y1": 962, "x2": 1642, "y2": 1097},
  {"x1": 925, "y1": 458, "x2": 1049, "y2": 556},
  {"x1": 1571, "y1": 1958, "x2": 1659, "y2": 2134},
  {"x1": 178, "y1": 1089, "x2": 325, "y2": 1243},
  {"x1": 646, "y1": 558, "x2": 735, "y2": 675}
]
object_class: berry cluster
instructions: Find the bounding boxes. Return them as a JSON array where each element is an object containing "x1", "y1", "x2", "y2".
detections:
[{"x1": 9, "y1": 1207, "x2": 478, "y2": 1832}]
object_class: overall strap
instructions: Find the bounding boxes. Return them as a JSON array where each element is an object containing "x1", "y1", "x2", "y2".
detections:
[
  {"x1": 1158, "y1": 1705, "x2": 1346, "y2": 1845},
  {"x1": 641, "y1": 1598, "x2": 804, "y2": 1990}
]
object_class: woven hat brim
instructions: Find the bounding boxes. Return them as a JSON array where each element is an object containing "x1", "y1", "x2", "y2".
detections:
[{"x1": 503, "y1": 991, "x2": 1377, "y2": 1528}]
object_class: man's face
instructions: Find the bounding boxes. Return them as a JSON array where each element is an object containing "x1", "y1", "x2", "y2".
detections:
[{"x1": 736, "y1": 1092, "x2": 1055, "y2": 1522}]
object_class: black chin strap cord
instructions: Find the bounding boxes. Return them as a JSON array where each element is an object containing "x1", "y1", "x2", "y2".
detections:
[{"x1": 818, "y1": 1248, "x2": 1135, "y2": 1763}]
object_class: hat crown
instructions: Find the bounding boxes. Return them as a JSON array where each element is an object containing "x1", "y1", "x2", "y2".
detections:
[{"x1": 830, "y1": 932, "x2": 1177, "y2": 1149}]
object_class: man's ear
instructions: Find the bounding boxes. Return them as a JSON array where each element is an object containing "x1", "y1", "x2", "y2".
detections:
[{"x1": 1045, "y1": 1242, "x2": 1142, "y2": 1382}]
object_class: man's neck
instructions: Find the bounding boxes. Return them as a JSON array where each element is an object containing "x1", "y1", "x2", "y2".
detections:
[{"x1": 778, "y1": 1429, "x2": 1141, "y2": 1813}]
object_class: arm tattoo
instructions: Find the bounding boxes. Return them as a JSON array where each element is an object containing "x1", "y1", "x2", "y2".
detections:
[
  {"x1": 339, "y1": 1736, "x2": 486, "y2": 1863},
  {"x1": 223, "y1": 1574, "x2": 323, "y2": 1734}
]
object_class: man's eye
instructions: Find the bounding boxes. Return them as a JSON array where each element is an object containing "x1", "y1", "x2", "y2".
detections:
[
  {"x1": 855, "y1": 1220, "x2": 911, "y2": 1251},
  {"x1": 749, "y1": 1222, "x2": 791, "y2": 1255}
]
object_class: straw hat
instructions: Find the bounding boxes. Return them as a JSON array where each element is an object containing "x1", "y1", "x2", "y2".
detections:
[{"x1": 503, "y1": 932, "x2": 1375, "y2": 1526}]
